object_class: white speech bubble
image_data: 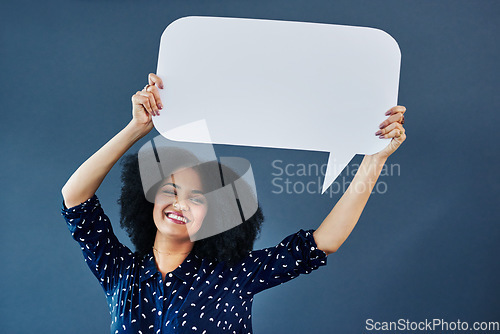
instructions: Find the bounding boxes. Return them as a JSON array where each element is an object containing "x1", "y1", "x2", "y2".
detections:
[{"x1": 154, "y1": 16, "x2": 401, "y2": 193}]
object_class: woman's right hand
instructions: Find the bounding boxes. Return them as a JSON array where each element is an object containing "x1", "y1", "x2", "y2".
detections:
[
  {"x1": 130, "y1": 73, "x2": 164, "y2": 134},
  {"x1": 62, "y1": 74, "x2": 165, "y2": 207}
]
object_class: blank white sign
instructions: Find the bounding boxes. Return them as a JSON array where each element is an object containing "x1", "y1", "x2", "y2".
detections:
[{"x1": 154, "y1": 16, "x2": 401, "y2": 193}]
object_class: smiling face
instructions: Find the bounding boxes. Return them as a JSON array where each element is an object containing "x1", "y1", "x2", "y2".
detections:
[{"x1": 152, "y1": 167, "x2": 208, "y2": 242}]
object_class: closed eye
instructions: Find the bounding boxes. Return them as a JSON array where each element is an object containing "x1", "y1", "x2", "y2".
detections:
[
  {"x1": 190, "y1": 196, "x2": 206, "y2": 205},
  {"x1": 162, "y1": 188, "x2": 176, "y2": 196}
]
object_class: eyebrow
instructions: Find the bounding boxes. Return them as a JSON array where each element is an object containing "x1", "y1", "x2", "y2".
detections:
[{"x1": 162, "y1": 182, "x2": 205, "y2": 195}]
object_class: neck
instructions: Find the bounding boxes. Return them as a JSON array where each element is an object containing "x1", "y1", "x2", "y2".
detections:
[
  {"x1": 153, "y1": 231, "x2": 194, "y2": 255},
  {"x1": 152, "y1": 232, "x2": 194, "y2": 279}
]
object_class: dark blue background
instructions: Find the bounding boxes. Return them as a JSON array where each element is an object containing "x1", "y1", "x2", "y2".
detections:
[{"x1": 1, "y1": 0, "x2": 498, "y2": 333}]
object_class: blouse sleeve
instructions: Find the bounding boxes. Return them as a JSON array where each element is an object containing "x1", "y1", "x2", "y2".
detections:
[
  {"x1": 61, "y1": 195, "x2": 134, "y2": 295},
  {"x1": 238, "y1": 229, "x2": 328, "y2": 296}
]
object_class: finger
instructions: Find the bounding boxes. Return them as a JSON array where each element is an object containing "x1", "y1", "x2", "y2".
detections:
[
  {"x1": 132, "y1": 91, "x2": 148, "y2": 108},
  {"x1": 148, "y1": 73, "x2": 164, "y2": 89},
  {"x1": 393, "y1": 128, "x2": 406, "y2": 143},
  {"x1": 138, "y1": 91, "x2": 159, "y2": 116},
  {"x1": 379, "y1": 113, "x2": 405, "y2": 129},
  {"x1": 133, "y1": 93, "x2": 154, "y2": 116},
  {"x1": 132, "y1": 94, "x2": 153, "y2": 116},
  {"x1": 385, "y1": 105, "x2": 406, "y2": 116},
  {"x1": 135, "y1": 92, "x2": 155, "y2": 116},
  {"x1": 375, "y1": 122, "x2": 400, "y2": 136},
  {"x1": 378, "y1": 123, "x2": 403, "y2": 138},
  {"x1": 146, "y1": 84, "x2": 163, "y2": 110},
  {"x1": 380, "y1": 126, "x2": 406, "y2": 141}
]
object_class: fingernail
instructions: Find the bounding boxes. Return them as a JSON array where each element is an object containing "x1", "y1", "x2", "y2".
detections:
[
  {"x1": 375, "y1": 130, "x2": 382, "y2": 135},
  {"x1": 160, "y1": 84, "x2": 164, "y2": 89},
  {"x1": 385, "y1": 111, "x2": 391, "y2": 115},
  {"x1": 379, "y1": 123, "x2": 384, "y2": 129},
  {"x1": 158, "y1": 103, "x2": 163, "y2": 110},
  {"x1": 379, "y1": 135, "x2": 385, "y2": 139}
]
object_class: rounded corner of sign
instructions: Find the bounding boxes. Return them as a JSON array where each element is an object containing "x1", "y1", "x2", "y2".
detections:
[
  {"x1": 386, "y1": 34, "x2": 402, "y2": 58},
  {"x1": 375, "y1": 28, "x2": 401, "y2": 56},
  {"x1": 172, "y1": 16, "x2": 197, "y2": 25},
  {"x1": 162, "y1": 16, "x2": 197, "y2": 38},
  {"x1": 357, "y1": 26, "x2": 400, "y2": 56}
]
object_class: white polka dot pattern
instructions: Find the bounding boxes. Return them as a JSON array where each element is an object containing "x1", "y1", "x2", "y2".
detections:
[{"x1": 62, "y1": 195, "x2": 328, "y2": 333}]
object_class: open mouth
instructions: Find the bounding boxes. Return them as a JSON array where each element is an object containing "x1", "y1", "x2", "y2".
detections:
[{"x1": 165, "y1": 211, "x2": 190, "y2": 224}]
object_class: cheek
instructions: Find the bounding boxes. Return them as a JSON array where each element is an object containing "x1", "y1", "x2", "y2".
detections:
[
  {"x1": 190, "y1": 206, "x2": 207, "y2": 235},
  {"x1": 154, "y1": 195, "x2": 172, "y2": 207},
  {"x1": 153, "y1": 196, "x2": 172, "y2": 217},
  {"x1": 152, "y1": 204, "x2": 162, "y2": 222},
  {"x1": 193, "y1": 205, "x2": 208, "y2": 222}
]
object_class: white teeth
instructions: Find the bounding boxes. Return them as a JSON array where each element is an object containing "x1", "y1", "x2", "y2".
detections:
[{"x1": 166, "y1": 213, "x2": 188, "y2": 223}]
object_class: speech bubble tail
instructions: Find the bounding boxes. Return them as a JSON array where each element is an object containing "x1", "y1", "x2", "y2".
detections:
[{"x1": 321, "y1": 152, "x2": 354, "y2": 194}]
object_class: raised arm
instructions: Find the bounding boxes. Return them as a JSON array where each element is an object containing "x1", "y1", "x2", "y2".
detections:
[
  {"x1": 313, "y1": 106, "x2": 407, "y2": 255},
  {"x1": 61, "y1": 74, "x2": 164, "y2": 208}
]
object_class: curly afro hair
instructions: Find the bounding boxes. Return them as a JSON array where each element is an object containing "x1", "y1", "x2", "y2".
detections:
[{"x1": 118, "y1": 148, "x2": 264, "y2": 266}]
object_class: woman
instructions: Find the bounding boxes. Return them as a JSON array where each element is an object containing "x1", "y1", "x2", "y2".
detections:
[{"x1": 61, "y1": 73, "x2": 406, "y2": 334}]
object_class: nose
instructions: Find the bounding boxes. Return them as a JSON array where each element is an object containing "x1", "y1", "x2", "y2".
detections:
[{"x1": 173, "y1": 198, "x2": 189, "y2": 211}]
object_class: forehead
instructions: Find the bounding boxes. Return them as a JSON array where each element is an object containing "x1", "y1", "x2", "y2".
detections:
[{"x1": 161, "y1": 167, "x2": 203, "y2": 190}]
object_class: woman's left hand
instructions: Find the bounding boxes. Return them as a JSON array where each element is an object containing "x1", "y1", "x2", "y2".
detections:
[{"x1": 370, "y1": 105, "x2": 407, "y2": 160}]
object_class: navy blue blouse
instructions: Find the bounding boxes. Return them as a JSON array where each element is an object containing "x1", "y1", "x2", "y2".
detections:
[{"x1": 62, "y1": 195, "x2": 328, "y2": 334}]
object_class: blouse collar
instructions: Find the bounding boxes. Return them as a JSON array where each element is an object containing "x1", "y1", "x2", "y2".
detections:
[{"x1": 139, "y1": 250, "x2": 202, "y2": 283}]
